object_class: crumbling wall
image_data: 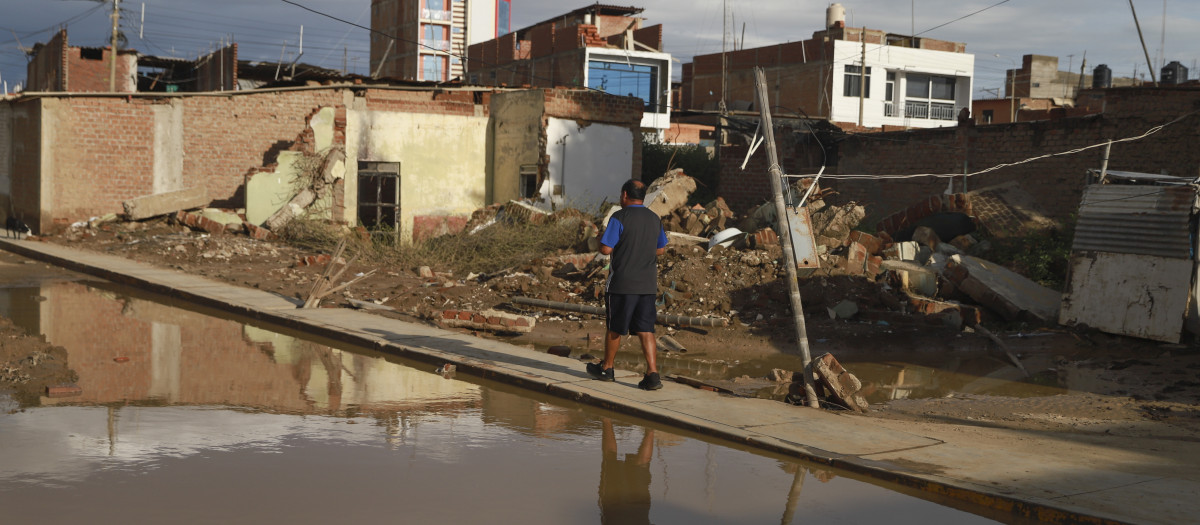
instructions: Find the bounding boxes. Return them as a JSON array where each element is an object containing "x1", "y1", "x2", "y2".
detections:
[
  {"x1": 350, "y1": 89, "x2": 493, "y2": 242},
  {"x1": 490, "y1": 90, "x2": 545, "y2": 203},
  {"x1": 26, "y1": 30, "x2": 68, "y2": 92}
]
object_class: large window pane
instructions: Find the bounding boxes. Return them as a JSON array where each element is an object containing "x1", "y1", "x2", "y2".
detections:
[
  {"x1": 931, "y1": 76, "x2": 956, "y2": 100},
  {"x1": 588, "y1": 60, "x2": 658, "y2": 112},
  {"x1": 906, "y1": 74, "x2": 930, "y2": 98}
]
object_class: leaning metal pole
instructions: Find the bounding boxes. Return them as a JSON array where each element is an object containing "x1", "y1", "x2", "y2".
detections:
[{"x1": 752, "y1": 67, "x2": 819, "y2": 408}]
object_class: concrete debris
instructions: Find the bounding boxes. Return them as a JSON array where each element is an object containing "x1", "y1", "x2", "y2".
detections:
[
  {"x1": 811, "y1": 353, "x2": 868, "y2": 412},
  {"x1": 942, "y1": 255, "x2": 1061, "y2": 323},
  {"x1": 440, "y1": 308, "x2": 536, "y2": 334},
  {"x1": 880, "y1": 260, "x2": 938, "y2": 297},
  {"x1": 827, "y1": 299, "x2": 859, "y2": 319},
  {"x1": 644, "y1": 169, "x2": 697, "y2": 218},
  {"x1": 123, "y1": 186, "x2": 209, "y2": 221}
]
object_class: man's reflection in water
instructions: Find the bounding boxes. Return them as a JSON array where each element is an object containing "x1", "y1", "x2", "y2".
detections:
[{"x1": 598, "y1": 417, "x2": 653, "y2": 524}]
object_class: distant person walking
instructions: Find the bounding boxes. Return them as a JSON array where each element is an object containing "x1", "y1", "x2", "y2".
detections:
[{"x1": 587, "y1": 179, "x2": 667, "y2": 390}]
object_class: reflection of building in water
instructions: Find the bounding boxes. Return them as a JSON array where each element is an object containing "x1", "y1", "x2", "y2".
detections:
[{"x1": 23, "y1": 282, "x2": 481, "y2": 418}]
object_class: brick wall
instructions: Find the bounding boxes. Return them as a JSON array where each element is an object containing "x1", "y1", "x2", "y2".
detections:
[
  {"x1": 26, "y1": 30, "x2": 67, "y2": 92},
  {"x1": 10, "y1": 100, "x2": 40, "y2": 228},
  {"x1": 23, "y1": 87, "x2": 507, "y2": 231},
  {"x1": 195, "y1": 44, "x2": 237, "y2": 92},
  {"x1": 719, "y1": 87, "x2": 1200, "y2": 222},
  {"x1": 64, "y1": 47, "x2": 137, "y2": 93}
]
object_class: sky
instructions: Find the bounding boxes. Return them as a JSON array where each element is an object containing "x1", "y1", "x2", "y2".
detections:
[{"x1": 1, "y1": 0, "x2": 1197, "y2": 100}]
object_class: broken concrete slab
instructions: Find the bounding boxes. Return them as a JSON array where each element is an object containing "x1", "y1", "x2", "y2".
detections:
[
  {"x1": 881, "y1": 260, "x2": 939, "y2": 297},
  {"x1": 942, "y1": 255, "x2": 1061, "y2": 323},
  {"x1": 644, "y1": 169, "x2": 697, "y2": 218},
  {"x1": 123, "y1": 186, "x2": 208, "y2": 221},
  {"x1": 827, "y1": 300, "x2": 859, "y2": 319}
]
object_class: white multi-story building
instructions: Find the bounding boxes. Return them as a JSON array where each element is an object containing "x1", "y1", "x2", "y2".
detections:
[{"x1": 682, "y1": 3, "x2": 974, "y2": 130}]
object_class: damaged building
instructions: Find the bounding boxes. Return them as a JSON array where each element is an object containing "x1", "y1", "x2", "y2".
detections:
[
  {"x1": 0, "y1": 73, "x2": 643, "y2": 241},
  {"x1": 465, "y1": 3, "x2": 673, "y2": 137}
]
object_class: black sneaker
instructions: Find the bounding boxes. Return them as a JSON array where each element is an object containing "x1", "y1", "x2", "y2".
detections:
[
  {"x1": 586, "y1": 362, "x2": 615, "y2": 382},
  {"x1": 638, "y1": 372, "x2": 663, "y2": 391}
]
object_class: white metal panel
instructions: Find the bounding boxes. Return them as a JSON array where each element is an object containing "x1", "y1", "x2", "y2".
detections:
[
  {"x1": 1059, "y1": 251, "x2": 1192, "y2": 343},
  {"x1": 544, "y1": 118, "x2": 632, "y2": 214}
]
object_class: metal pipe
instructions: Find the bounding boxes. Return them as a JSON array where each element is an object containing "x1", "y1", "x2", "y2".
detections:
[{"x1": 511, "y1": 296, "x2": 728, "y2": 327}]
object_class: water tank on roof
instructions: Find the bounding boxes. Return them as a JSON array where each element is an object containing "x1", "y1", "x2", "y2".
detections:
[
  {"x1": 1161, "y1": 61, "x2": 1188, "y2": 85},
  {"x1": 1092, "y1": 64, "x2": 1112, "y2": 89},
  {"x1": 826, "y1": 3, "x2": 846, "y2": 29}
]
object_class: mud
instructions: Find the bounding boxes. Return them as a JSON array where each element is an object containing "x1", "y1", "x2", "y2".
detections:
[{"x1": 26, "y1": 217, "x2": 1200, "y2": 443}]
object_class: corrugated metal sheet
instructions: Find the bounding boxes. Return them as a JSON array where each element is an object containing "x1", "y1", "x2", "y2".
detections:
[{"x1": 1071, "y1": 184, "x2": 1196, "y2": 259}]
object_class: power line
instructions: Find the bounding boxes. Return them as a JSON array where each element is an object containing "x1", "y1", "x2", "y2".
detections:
[{"x1": 820, "y1": 110, "x2": 1198, "y2": 180}]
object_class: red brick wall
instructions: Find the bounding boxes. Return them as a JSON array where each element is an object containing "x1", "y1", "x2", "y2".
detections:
[
  {"x1": 64, "y1": 47, "x2": 137, "y2": 93},
  {"x1": 10, "y1": 100, "x2": 41, "y2": 228},
  {"x1": 26, "y1": 87, "x2": 499, "y2": 232},
  {"x1": 719, "y1": 87, "x2": 1200, "y2": 221},
  {"x1": 26, "y1": 30, "x2": 67, "y2": 92},
  {"x1": 196, "y1": 44, "x2": 237, "y2": 92}
]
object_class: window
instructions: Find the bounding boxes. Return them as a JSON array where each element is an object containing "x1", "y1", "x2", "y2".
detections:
[
  {"x1": 587, "y1": 60, "x2": 659, "y2": 112},
  {"x1": 498, "y1": 0, "x2": 511, "y2": 36},
  {"x1": 883, "y1": 71, "x2": 898, "y2": 116},
  {"x1": 425, "y1": 0, "x2": 444, "y2": 10},
  {"x1": 358, "y1": 162, "x2": 401, "y2": 242},
  {"x1": 982, "y1": 109, "x2": 994, "y2": 123},
  {"x1": 519, "y1": 165, "x2": 540, "y2": 199},
  {"x1": 904, "y1": 74, "x2": 957, "y2": 120},
  {"x1": 843, "y1": 65, "x2": 871, "y2": 98},
  {"x1": 422, "y1": 55, "x2": 444, "y2": 81}
]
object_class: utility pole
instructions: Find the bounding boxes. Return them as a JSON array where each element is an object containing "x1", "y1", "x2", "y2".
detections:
[
  {"x1": 109, "y1": 0, "x2": 120, "y2": 92},
  {"x1": 858, "y1": 31, "x2": 866, "y2": 127},
  {"x1": 1128, "y1": 0, "x2": 1158, "y2": 85},
  {"x1": 753, "y1": 67, "x2": 819, "y2": 408},
  {"x1": 719, "y1": 0, "x2": 728, "y2": 115}
]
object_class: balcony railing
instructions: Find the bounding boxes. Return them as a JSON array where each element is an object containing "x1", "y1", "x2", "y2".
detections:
[
  {"x1": 904, "y1": 101, "x2": 928, "y2": 119},
  {"x1": 421, "y1": 39, "x2": 450, "y2": 52},
  {"x1": 883, "y1": 101, "x2": 899, "y2": 117},
  {"x1": 930, "y1": 102, "x2": 956, "y2": 120},
  {"x1": 903, "y1": 101, "x2": 957, "y2": 120},
  {"x1": 422, "y1": 9, "x2": 452, "y2": 21}
]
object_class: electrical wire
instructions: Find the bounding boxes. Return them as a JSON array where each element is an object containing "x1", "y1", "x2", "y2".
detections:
[{"x1": 819, "y1": 110, "x2": 1198, "y2": 180}]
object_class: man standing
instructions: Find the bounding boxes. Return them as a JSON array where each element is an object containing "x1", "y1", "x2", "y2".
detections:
[{"x1": 587, "y1": 179, "x2": 667, "y2": 390}]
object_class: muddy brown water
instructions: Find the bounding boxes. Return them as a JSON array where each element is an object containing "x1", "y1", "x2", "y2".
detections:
[{"x1": 0, "y1": 268, "x2": 1014, "y2": 523}]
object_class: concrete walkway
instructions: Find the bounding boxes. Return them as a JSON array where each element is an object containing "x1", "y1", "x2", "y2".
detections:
[{"x1": 2, "y1": 238, "x2": 1194, "y2": 525}]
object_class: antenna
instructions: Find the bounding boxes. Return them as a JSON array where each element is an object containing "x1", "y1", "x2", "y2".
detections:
[{"x1": 140, "y1": 2, "x2": 144, "y2": 39}]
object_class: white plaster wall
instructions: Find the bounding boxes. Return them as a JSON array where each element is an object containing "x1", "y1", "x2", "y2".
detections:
[
  {"x1": 347, "y1": 109, "x2": 490, "y2": 240},
  {"x1": 0, "y1": 102, "x2": 12, "y2": 200},
  {"x1": 830, "y1": 40, "x2": 974, "y2": 129},
  {"x1": 151, "y1": 100, "x2": 184, "y2": 194},
  {"x1": 544, "y1": 118, "x2": 633, "y2": 214}
]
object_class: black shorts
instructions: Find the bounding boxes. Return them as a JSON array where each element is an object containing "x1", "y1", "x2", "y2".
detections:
[{"x1": 605, "y1": 293, "x2": 656, "y2": 335}]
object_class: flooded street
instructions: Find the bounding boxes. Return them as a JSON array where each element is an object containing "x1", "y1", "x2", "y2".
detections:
[{"x1": 0, "y1": 272, "x2": 1004, "y2": 524}]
